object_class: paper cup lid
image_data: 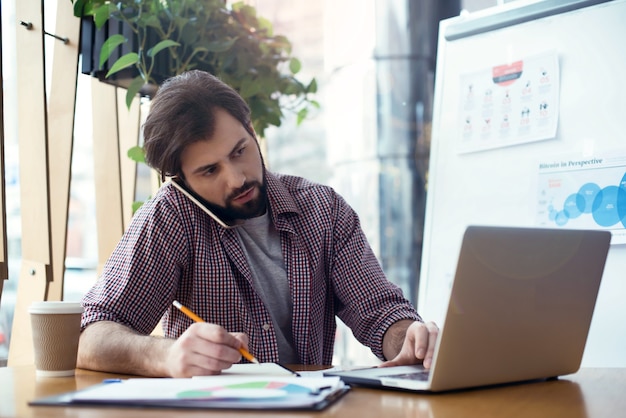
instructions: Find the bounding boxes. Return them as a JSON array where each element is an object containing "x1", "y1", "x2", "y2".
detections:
[{"x1": 28, "y1": 301, "x2": 84, "y2": 314}]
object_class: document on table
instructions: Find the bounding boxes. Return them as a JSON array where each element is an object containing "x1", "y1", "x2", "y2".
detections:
[
  {"x1": 29, "y1": 363, "x2": 349, "y2": 411},
  {"x1": 219, "y1": 362, "x2": 299, "y2": 376}
]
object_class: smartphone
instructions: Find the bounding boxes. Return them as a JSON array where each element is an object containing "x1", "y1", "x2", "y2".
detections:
[{"x1": 169, "y1": 177, "x2": 238, "y2": 229}]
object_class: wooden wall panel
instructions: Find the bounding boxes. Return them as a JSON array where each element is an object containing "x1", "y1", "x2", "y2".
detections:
[
  {"x1": 117, "y1": 90, "x2": 140, "y2": 231},
  {"x1": 91, "y1": 80, "x2": 124, "y2": 273},
  {"x1": 47, "y1": 0, "x2": 81, "y2": 301},
  {"x1": 9, "y1": 0, "x2": 80, "y2": 366},
  {"x1": 9, "y1": 0, "x2": 50, "y2": 366},
  {"x1": 9, "y1": 0, "x2": 145, "y2": 364}
]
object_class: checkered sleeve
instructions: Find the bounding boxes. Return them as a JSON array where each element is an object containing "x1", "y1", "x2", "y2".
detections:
[
  {"x1": 80, "y1": 192, "x2": 188, "y2": 335},
  {"x1": 329, "y1": 192, "x2": 422, "y2": 360}
]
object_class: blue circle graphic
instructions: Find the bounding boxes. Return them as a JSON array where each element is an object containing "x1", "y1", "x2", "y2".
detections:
[
  {"x1": 555, "y1": 210, "x2": 569, "y2": 226},
  {"x1": 591, "y1": 186, "x2": 622, "y2": 227},
  {"x1": 548, "y1": 173, "x2": 626, "y2": 228},
  {"x1": 576, "y1": 183, "x2": 601, "y2": 213},
  {"x1": 563, "y1": 193, "x2": 583, "y2": 219}
]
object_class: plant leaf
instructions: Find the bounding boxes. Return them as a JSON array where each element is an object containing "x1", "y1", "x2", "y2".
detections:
[
  {"x1": 307, "y1": 78, "x2": 318, "y2": 94},
  {"x1": 206, "y1": 38, "x2": 238, "y2": 53},
  {"x1": 106, "y1": 53, "x2": 140, "y2": 78},
  {"x1": 239, "y1": 78, "x2": 263, "y2": 99},
  {"x1": 231, "y1": 1, "x2": 248, "y2": 13},
  {"x1": 267, "y1": 112, "x2": 282, "y2": 127},
  {"x1": 144, "y1": 15, "x2": 162, "y2": 29},
  {"x1": 93, "y1": 4, "x2": 112, "y2": 29},
  {"x1": 257, "y1": 16, "x2": 273, "y2": 36},
  {"x1": 72, "y1": 0, "x2": 88, "y2": 17},
  {"x1": 148, "y1": 40, "x2": 180, "y2": 58},
  {"x1": 99, "y1": 34, "x2": 127, "y2": 70},
  {"x1": 132, "y1": 200, "x2": 145, "y2": 215},
  {"x1": 283, "y1": 78, "x2": 303, "y2": 95},
  {"x1": 273, "y1": 35, "x2": 292, "y2": 54},
  {"x1": 127, "y1": 145, "x2": 146, "y2": 164},
  {"x1": 125, "y1": 76, "x2": 145, "y2": 109},
  {"x1": 297, "y1": 108, "x2": 308, "y2": 125},
  {"x1": 289, "y1": 58, "x2": 301, "y2": 74}
]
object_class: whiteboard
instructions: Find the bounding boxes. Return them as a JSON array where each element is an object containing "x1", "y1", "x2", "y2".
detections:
[{"x1": 420, "y1": 0, "x2": 626, "y2": 367}]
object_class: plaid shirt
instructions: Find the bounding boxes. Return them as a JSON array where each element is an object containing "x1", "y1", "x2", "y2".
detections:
[{"x1": 81, "y1": 172, "x2": 421, "y2": 364}]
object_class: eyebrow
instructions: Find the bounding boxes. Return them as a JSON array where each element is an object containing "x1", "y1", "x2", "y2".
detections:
[{"x1": 191, "y1": 137, "x2": 248, "y2": 176}]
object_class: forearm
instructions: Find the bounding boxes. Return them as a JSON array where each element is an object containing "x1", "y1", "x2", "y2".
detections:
[
  {"x1": 77, "y1": 321, "x2": 173, "y2": 377},
  {"x1": 382, "y1": 319, "x2": 418, "y2": 361}
]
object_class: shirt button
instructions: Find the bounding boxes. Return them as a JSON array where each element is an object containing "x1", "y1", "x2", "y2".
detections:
[{"x1": 262, "y1": 323, "x2": 271, "y2": 331}]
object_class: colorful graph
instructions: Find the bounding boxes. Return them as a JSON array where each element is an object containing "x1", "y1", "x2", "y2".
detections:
[
  {"x1": 539, "y1": 172, "x2": 626, "y2": 229},
  {"x1": 176, "y1": 380, "x2": 313, "y2": 400}
]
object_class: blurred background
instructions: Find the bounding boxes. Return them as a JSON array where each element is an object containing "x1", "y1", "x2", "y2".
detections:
[{"x1": 1, "y1": 0, "x2": 512, "y2": 367}]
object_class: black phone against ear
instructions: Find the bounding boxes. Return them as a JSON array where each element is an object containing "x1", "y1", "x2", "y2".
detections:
[{"x1": 170, "y1": 178, "x2": 238, "y2": 229}]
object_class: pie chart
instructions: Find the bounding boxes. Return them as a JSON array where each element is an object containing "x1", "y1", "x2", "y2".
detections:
[{"x1": 177, "y1": 380, "x2": 313, "y2": 400}]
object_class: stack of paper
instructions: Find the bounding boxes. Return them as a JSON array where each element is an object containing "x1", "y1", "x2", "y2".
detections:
[{"x1": 30, "y1": 363, "x2": 349, "y2": 411}]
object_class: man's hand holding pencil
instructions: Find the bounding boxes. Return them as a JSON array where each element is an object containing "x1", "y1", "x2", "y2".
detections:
[{"x1": 163, "y1": 300, "x2": 258, "y2": 378}]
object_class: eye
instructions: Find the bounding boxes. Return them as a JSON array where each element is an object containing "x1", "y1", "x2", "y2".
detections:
[
  {"x1": 234, "y1": 145, "x2": 246, "y2": 157},
  {"x1": 203, "y1": 166, "x2": 217, "y2": 176}
]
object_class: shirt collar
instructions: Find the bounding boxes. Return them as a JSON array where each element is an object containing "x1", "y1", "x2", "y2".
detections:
[{"x1": 265, "y1": 171, "x2": 301, "y2": 227}]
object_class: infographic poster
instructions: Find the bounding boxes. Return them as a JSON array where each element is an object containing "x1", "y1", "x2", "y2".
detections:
[
  {"x1": 536, "y1": 153, "x2": 626, "y2": 244},
  {"x1": 458, "y1": 51, "x2": 560, "y2": 153}
]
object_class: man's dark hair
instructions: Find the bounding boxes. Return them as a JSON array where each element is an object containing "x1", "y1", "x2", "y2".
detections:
[{"x1": 143, "y1": 70, "x2": 254, "y2": 181}]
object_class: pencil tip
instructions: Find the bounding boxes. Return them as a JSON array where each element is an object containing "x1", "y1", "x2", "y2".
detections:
[{"x1": 172, "y1": 300, "x2": 182, "y2": 308}]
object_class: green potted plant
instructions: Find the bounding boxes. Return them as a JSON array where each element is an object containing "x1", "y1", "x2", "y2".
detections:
[
  {"x1": 73, "y1": 0, "x2": 317, "y2": 212},
  {"x1": 72, "y1": 0, "x2": 318, "y2": 139}
]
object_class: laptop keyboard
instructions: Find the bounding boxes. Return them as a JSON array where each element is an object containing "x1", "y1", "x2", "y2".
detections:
[{"x1": 380, "y1": 371, "x2": 430, "y2": 381}]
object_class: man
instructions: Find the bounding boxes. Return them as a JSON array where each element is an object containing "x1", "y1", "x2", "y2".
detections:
[{"x1": 78, "y1": 70, "x2": 438, "y2": 378}]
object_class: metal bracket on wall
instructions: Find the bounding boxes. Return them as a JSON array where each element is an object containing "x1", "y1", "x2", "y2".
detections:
[{"x1": 19, "y1": 20, "x2": 69, "y2": 44}]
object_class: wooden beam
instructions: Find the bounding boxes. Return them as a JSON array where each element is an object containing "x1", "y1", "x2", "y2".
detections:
[
  {"x1": 91, "y1": 80, "x2": 125, "y2": 273},
  {"x1": 47, "y1": 0, "x2": 81, "y2": 302},
  {"x1": 138, "y1": 101, "x2": 162, "y2": 199},
  {"x1": 117, "y1": 90, "x2": 140, "y2": 231},
  {"x1": 9, "y1": 0, "x2": 51, "y2": 366}
]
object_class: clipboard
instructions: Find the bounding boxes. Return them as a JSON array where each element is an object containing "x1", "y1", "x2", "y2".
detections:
[{"x1": 29, "y1": 374, "x2": 349, "y2": 411}]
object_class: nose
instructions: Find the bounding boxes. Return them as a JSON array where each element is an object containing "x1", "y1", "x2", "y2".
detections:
[{"x1": 223, "y1": 163, "x2": 246, "y2": 191}]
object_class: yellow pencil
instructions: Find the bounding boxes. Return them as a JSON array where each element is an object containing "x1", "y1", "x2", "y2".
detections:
[{"x1": 172, "y1": 300, "x2": 259, "y2": 364}]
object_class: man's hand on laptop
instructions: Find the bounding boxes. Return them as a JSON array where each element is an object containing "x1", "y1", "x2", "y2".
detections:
[{"x1": 379, "y1": 319, "x2": 439, "y2": 369}]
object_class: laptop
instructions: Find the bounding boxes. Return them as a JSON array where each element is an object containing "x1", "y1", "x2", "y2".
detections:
[{"x1": 326, "y1": 225, "x2": 611, "y2": 392}]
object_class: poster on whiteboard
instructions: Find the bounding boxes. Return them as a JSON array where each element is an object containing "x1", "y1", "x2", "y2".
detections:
[
  {"x1": 536, "y1": 153, "x2": 626, "y2": 244},
  {"x1": 457, "y1": 51, "x2": 560, "y2": 153}
]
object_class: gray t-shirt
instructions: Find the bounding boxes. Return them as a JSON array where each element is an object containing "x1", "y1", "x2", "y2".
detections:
[{"x1": 235, "y1": 212, "x2": 298, "y2": 363}]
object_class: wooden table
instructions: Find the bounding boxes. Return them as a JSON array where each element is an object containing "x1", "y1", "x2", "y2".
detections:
[{"x1": 1, "y1": 366, "x2": 625, "y2": 417}]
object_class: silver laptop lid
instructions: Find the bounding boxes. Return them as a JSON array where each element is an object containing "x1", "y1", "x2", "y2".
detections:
[{"x1": 429, "y1": 226, "x2": 611, "y2": 391}]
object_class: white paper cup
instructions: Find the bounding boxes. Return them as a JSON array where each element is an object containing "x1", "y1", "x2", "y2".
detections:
[{"x1": 29, "y1": 302, "x2": 84, "y2": 377}]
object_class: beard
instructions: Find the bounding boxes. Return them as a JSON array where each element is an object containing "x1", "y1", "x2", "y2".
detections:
[
  {"x1": 214, "y1": 180, "x2": 267, "y2": 222},
  {"x1": 190, "y1": 177, "x2": 268, "y2": 225}
]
